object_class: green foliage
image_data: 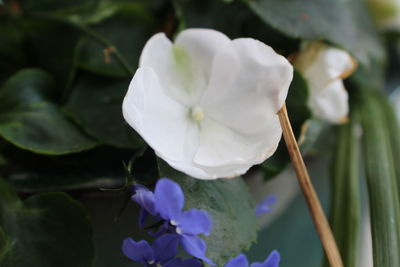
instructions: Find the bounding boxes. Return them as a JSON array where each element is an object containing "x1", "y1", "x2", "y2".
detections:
[
  {"x1": 0, "y1": 69, "x2": 97, "y2": 154},
  {"x1": 64, "y1": 72, "x2": 145, "y2": 149},
  {"x1": 177, "y1": 0, "x2": 299, "y2": 55},
  {"x1": 76, "y1": 6, "x2": 155, "y2": 77},
  {"x1": 328, "y1": 120, "x2": 361, "y2": 267},
  {"x1": 0, "y1": 0, "x2": 400, "y2": 266},
  {"x1": 158, "y1": 160, "x2": 258, "y2": 266},
  {"x1": 245, "y1": 0, "x2": 385, "y2": 65},
  {"x1": 358, "y1": 90, "x2": 400, "y2": 267},
  {"x1": 247, "y1": 158, "x2": 331, "y2": 267},
  {"x1": 0, "y1": 179, "x2": 94, "y2": 267}
]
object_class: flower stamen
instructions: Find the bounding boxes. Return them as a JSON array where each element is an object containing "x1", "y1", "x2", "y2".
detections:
[
  {"x1": 190, "y1": 106, "x2": 204, "y2": 122},
  {"x1": 176, "y1": 227, "x2": 183, "y2": 235}
]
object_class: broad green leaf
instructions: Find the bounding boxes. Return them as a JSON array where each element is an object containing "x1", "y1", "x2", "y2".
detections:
[
  {"x1": 0, "y1": 102, "x2": 97, "y2": 154},
  {"x1": 358, "y1": 90, "x2": 400, "y2": 267},
  {"x1": 158, "y1": 159, "x2": 258, "y2": 266},
  {"x1": 262, "y1": 71, "x2": 311, "y2": 179},
  {"x1": 328, "y1": 120, "x2": 361, "y2": 267},
  {"x1": 64, "y1": 72, "x2": 145, "y2": 149},
  {"x1": 0, "y1": 179, "x2": 94, "y2": 267},
  {"x1": 245, "y1": 0, "x2": 384, "y2": 66},
  {"x1": 0, "y1": 69, "x2": 97, "y2": 154},
  {"x1": 0, "y1": 69, "x2": 55, "y2": 111}
]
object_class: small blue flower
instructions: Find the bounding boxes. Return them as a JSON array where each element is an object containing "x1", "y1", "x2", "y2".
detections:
[
  {"x1": 224, "y1": 251, "x2": 280, "y2": 267},
  {"x1": 122, "y1": 234, "x2": 179, "y2": 266},
  {"x1": 122, "y1": 234, "x2": 203, "y2": 267},
  {"x1": 131, "y1": 184, "x2": 158, "y2": 228},
  {"x1": 255, "y1": 195, "x2": 277, "y2": 216},
  {"x1": 131, "y1": 178, "x2": 214, "y2": 265}
]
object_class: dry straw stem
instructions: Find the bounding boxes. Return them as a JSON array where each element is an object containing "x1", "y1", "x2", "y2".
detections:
[{"x1": 278, "y1": 104, "x2": 344, "y2": 267}]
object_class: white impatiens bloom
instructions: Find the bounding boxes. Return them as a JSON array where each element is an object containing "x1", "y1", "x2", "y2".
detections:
[
  {"x1": 122, "y1": 29, "x2": 293, "y2": 179},
  {"x1": 295, "y1": 42, "x2": 357, "y2": 124}
]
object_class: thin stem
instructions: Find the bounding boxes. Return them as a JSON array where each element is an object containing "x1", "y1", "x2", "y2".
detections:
[
  {"x1": 28, "y1": 12, "x2": 135, "y2": 76},
  {"x1": 278, "y1": 104, "x2": 343, "y2": 267}
]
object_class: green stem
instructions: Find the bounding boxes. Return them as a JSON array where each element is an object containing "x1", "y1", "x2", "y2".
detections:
[{"x1": 27, "y1": 12, "x2": 135, "y2": 76}]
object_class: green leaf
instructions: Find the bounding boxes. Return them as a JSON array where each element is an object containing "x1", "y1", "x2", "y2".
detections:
[
  {"x1": 0, "y1": 102, "x2": 98, "y2": 154},
  {"x1": 177, "y1": 0, "x2": 299, "y2": 55},
  {"x1": 0, "y1": 69, "x2": 55, "y2": 111},
  {"x1": 0, "y1": 179, "x2": 94, "y2": 267},
  {"x1": 1, "y1": 146, "x2": 136, "y2": 192},
  {"x1": 22, "y1": 18, "x2": 82, "y2": 91},
  {"x1": 245, "y1": 0, "x2": 385, "y2": 65},
  {"x1": 76, "y1": 8, "x2": 154, "y2": 78},
  {"x1": 262, "y1": 71, "x2": 311, "y2": 179},
  {"x1": 0, "y1": 69, "x2": 97, "y2": 154},
  {"x1": 64, "y1": 72, "x2": 145, "y2": 149},
  {"x1": 0, "y1": 23, "x2": 27, "y2": 84},
  {"x1": 376, "y1": 93, "x2": 400, "y2": 191},
  {"x1": 157, "y1": 159, "x2": 258, "y2": 266},
  {"x1": 328, "y1": 120, "x2": 361, "y2": 267},
  {"x1": 358, "y1": 90, "x2": 400, "y2": 267}
]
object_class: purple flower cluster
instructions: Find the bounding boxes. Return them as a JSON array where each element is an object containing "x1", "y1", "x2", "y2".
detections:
[
  {"x1": 122, "y1": 178, "x2": 281, "y2": 267},
  {"x1": 122, "y1": 178, "x2": 214, "y2": 266}
]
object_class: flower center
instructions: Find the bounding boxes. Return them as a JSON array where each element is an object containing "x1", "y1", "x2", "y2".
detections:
[
  {"x1": 190, "y1": 106, "x2": 204, "y2": 122},
  {"x1": 176, "y1": 227, "x2": 183, "y2": 235}
]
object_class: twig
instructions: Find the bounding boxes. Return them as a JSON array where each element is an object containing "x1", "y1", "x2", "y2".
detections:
[{"x1": 278, "y1": 104, "x2": 344, "y2": 267}]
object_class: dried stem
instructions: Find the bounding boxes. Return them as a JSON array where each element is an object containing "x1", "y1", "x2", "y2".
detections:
[{"x1": 278, "y1": 104, "x2": 343, "y2": 267}]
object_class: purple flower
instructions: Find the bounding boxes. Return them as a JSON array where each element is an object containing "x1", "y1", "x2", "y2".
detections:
[
  {"x1": 122, "y1": 234, "x2": 203, "y2": 267},
  {"x1": 255, "y1": 195, "x2": 277, "y2": 216},
  {"x1": 122, "y1": 234, "x2": 178, "y2": 266},
  {"x1": 131, "y1": 178, "x2": 214, "y2": 265},
  {"x1": 224, "y1": 251, "x2": 280, "y2": 267},
  {"x1": 131, "y1": 184, "x2": 158, "y2": 228}
]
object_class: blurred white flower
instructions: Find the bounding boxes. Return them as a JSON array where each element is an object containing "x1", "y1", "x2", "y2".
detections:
[
  {"x1": 295, "y1": 42, "x2": 357, "y2": 124},
  {"x1": 122, "y1": 29, "x2": 293, "y2": 179},
  {"x1": 366, "y1": 0, "x2": 400, "y2": 31}
]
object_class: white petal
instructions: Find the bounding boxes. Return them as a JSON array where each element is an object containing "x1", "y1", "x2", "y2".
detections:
[
  {"x1": 192, "y1": 38, "x2": 291, "y2": 175},
  {"x1": 202, "y1": 38, "x2": 292, "y2": 130},
  {"x1": 298, "y1": 43, "x2": 356, "y2": 92},
  {"x1": 201, "y1": 38, "x2": 290, "y2": 140},
  {"x1": 122, "y1": 67, "x2": 189, "y2": 162},
  {"x1": 309, "y1": 80, "x2": 349, "y2": 123},
  {"x1": 175, "y1": 29, "x2": 230, "y2": 83},
  {"x1": 194, "y1": 116, "x2": 281, "y2": 168},
  {"x1": 139, "y1": 30, "x2": 229, "y2": 106}
]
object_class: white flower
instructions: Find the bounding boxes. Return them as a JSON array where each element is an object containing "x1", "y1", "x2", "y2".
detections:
[
  {"x1": 295, "y1": 42, "x2": 357, "y2": 124},
  {"x1": 122, "y1": 29, "x2": 293, "y2": 179}
]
